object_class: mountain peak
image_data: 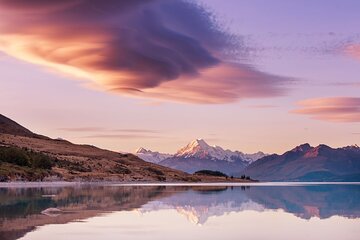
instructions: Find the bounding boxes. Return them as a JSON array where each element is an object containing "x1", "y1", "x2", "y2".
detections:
[
  {"x1": 315, "y1": 144, "x2": 332, "y2": 150},
  {"x1": 342, "y1": 144, "x2": 360, "y2": 151},
  {"x1": 174, "y1": 139, "x2": 266, "y2": 163},
  {"x1": 134, "y1": 147, "x2": 172, "y2": 164},
  {"x1": 190, "y1": 138, "x2": 210, "y2": 148},
  {"x1": 176, "y1": 139, "x2": 212, "y2": 157},
  {"x1": 135, "y1": 147, "x2": 150, "y2": 154},
  {"x1": 291, "y1": 143, "x2": 312, "y2": 153},
  {"x1": 136, "y1": 139, "x2": 267, "y2": 173}
]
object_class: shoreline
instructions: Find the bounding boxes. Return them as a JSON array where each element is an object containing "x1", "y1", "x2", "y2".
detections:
[{"x1": 0, "y1": 181, "x2": 359, "y2": 188}]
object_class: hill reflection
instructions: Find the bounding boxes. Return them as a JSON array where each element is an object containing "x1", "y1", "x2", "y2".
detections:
[{"x1": 0, "y1": 184, "x2": 359, "y2": 239}]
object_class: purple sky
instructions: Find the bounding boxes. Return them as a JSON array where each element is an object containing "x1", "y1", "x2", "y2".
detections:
[{"x1": 0, "y1": 0, "x2": 359, "y2": 154}]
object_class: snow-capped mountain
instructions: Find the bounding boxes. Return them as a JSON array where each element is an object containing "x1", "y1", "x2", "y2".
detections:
[
  {"x1": 139, "y1": 198, "x2": 264, "y2": 225},
  {"x1": 134, "y1": 147, "x2": 173, "y2": 164},
  {"x1": 175, "y1": 139, "x2": 265, "y2": 164},
  {"x1": 160, "y1": 139, "x2": 266, "y2": 174},
  {"x1": 137, "y1": 187, "x2": 266, "y2": 225},
  {"x1": 134, "y1": 139, "x2": 267, "y2": 175},
  {"x1": 135, "y1": 139, "x2": 266, "y2": 175}
]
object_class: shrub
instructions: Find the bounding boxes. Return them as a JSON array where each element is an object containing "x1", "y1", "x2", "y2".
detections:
[
  {"x1": 194, "y1": 170, "x2": 228, "y2": 178},
  {"x1": 112, "y1": 164, "x2": 131, "y2": 174},
  {"x1": 0, "y1": 146, "x2": 54, "y2": 169},
  {"x1": 0, "y1": 146, "x2": 30, "y2": 166},
  {"x1": 145, "y1": 167, "x2": 164, "y2": 176},
  {"x1": 29, "y1": 152, "x2": 53, "y2": 169}
]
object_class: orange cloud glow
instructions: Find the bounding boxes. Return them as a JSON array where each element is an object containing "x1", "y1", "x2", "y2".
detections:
[
  {"x1": 345, "y1": 44, "x2": 360, "y2": 60},
  {"x1": 0, "y1": 0, "x2": 289, "y2": 104},
  {"x1": 292, "y1": 97, "x2": 360, "y2": 122}
]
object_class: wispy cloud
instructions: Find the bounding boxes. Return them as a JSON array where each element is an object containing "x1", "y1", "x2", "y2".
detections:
[
  {"x1": 345, "y1": 44, "x2": 360, "y2": 60},
  {"x1": 246, "y1": 104, "x2": 278, "y2": 109},
  {"x1": 244, "y1": 32, "x2": 360, "y2": 59},
  {"x1": 58, "y1": 127, "x2": 159, "y2": 134},
  {"x1": 58, "y1": 127, "x2": 106, "y2": 132},
  {"x1": 82, "y1": 134, "x2": 161, "y2": 139},
  {"x1": 292, "y1": 97, "x2": 360, "y2": 122},
  {"x1": 58, "y1": 126, "x2": 161, "y2": 139},
  {"x1": 113, "y1": 129, "x2": 159, "y2": 134},
  {"x1": 0, "y1": 0, "x2": 290, "y2": 104},
  {"x1": 330, "y1": 81, "x2": 360, "y2": 88}
]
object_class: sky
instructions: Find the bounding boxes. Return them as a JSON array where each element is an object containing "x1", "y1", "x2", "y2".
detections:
[{"x1": 0, "y1": 0, "x2": 359, "y2": 154}]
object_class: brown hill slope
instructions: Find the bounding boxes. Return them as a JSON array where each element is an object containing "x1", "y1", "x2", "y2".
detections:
[
  {"x1": 0, "y1": 134, "x2": 195, "y2": 182},
  {"x1": 0, "y1": 114, "x2": 250, "y2": 182},
  {"x1": 0, "y1": 114, "x2": 48, "y2": 139}
]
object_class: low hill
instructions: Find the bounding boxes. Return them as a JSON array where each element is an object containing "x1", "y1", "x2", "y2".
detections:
[
  {"x1": 0, "y1": 134, "x2": 196, "y2": 182},
  {"x1": 0, "y1": 114, "x2": 253, "y2": 182},
  {"x1": 0, "y1": 114, "x2": 195, "y2": 182},
  {"x1": 0, "y1": 114, "x2": 48, "y2": 139}
]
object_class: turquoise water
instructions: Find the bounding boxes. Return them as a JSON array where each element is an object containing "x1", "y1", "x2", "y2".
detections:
[{"x1": 1, "y1": 183, "x2": 359, "y2": 240}]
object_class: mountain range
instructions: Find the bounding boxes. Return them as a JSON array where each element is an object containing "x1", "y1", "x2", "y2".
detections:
[
  {"x1": 242, "y1": 143, "x2": 360, "y2": 181},
  {"x1": 136, "y1": 140, "x2": 360, "y2": 181},
  {"x1": 135, "y1": 139, "x2": 266, "y2": 175},
  {"x1": 139, "y1": 184, "x2": 360, "y2": 224},
  {"x1": 1, "y1": 113, "x2": 359, "y2": 182}
]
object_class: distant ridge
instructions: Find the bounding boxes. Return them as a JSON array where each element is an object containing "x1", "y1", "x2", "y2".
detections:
[
  {"x1": 135, "y1": 147, "x2": 172, "y2": 164},
  {"x1": 242, "y1": 143, "x2": 360, "y2": 181},
  {"x1": 0, "y1": 114, "x2": 48, "y2": 139}
]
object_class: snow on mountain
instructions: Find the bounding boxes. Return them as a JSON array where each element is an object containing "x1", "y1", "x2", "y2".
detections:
[
  {"x1": 138, "y1": 188, "x2": 265, "y2": 225},
  {"x1": 135, "y1": 147, "x2": 172, "y2": 164},
  {"x1": 175, "y1": 139, "x2": 266, "y2": 163},
  {"x1": 139, "y1": 199, "x2": 264, "y2": 225},
  {"x1": 134, "y1": 139, "x2": 267, "y2": 173},
  {"x1": 242, "y1": 151, "x2": 268, "y2": 163}
]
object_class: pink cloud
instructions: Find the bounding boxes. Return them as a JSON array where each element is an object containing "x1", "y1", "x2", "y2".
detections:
[
  {"x1": 0, "y1": 0, "x2": 290, "y2": 104},
  {"x1": 345, "y1": 44, "x2": 360, "y2": 60},
  {"x1": 292, "y1": 97, "x2": 360, "y2": 122}
]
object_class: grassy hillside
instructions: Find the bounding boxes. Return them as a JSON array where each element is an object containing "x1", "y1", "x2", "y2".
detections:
[
  {"x1": 0, "y1": 134, "x2": 199, "y2": 182},
  {"x1": 0, "y1": 146, "x2": 56, "y2": 181},
  {"x1": 0, "y1": 113, "x2": 255, "y2": 182}
]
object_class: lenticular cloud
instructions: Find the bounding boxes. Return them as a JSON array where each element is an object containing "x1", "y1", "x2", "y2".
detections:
[
  {"x1": 0, "y1": 0, "x2": 289, "y2": 103},
  {"x1": 292, "y1": 97, "x2": 360, "y2": 122}
]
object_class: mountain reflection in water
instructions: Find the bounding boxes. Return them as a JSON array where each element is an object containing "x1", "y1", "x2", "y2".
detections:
[{"x1": 0, "y1": 184, "x2": 359, "y2": 240}]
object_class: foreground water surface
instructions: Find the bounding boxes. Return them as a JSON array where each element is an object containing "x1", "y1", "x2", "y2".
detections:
[{"x1": 0, "y1": 183, "x2": 359, "y2": 240}]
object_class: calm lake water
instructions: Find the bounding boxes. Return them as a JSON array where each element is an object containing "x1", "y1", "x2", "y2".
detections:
[{"x1": 0, "y1": 183, "x2": 359, "y2": 240}]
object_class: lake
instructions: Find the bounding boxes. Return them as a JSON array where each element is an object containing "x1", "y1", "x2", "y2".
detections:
[{"x1": 1, "y1": 183, "x2": 359, "y2": 240}]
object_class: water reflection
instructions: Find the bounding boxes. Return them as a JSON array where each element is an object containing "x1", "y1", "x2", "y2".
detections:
[{"x1": 0, "y1": 184, "x2": 359, "y2": 240}]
